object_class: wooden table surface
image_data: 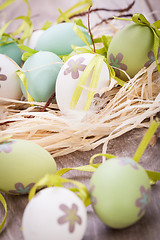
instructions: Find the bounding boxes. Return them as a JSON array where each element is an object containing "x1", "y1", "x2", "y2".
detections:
[{"x1": 0, "y1": 0, "x2": 160, "y2": 239}]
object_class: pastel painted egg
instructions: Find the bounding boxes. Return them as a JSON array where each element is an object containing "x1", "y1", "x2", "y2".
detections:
[
  {"x1": 36, "y1": 22, "x2": 92, "y2": 56},
  {"x1": 56, "y1": 53, "x2": 116, "y2": 116},
  {"x1": 90, "y1": 157, "x2": 151, "y2": 229},
  {"x1": 20, "y1": 51, "x2": 62, "y2": 102},
  {"x1": 107, "y1": 23, "x2": 155, "y2": 81},
  {"x1": 23, "y1": 30, "x2": 45, "y2": 49},
  {"x1": 0, "y1": 139, "x2": 57, "y2": 194},
  {"x1": 22, "y1": 187, "x2": 87, "y2": 240},
  {"x1": 0, "y1": 37, "x2": 22, "y2": 66},
  {"x1": 0, "y1": 54, "x2": 22, "y2": 100}
]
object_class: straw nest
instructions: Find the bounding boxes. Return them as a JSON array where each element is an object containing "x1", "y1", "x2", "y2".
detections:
[{"x1": 1, "y1": 57, "x2": 160, "y2": 157}]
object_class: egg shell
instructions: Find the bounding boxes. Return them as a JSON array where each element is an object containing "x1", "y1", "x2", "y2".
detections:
[
  {"x1": 23, "y1": 30, "x2": 45, "y2": 49},
  {"x1": 0, "y1": 54, "x2": 22, "y2": 100},
  {"x1": 22, "y1": 187, "x2": 87, "y2": 240},
  {"x1": 90, "y1": 157, "x2": 151, "y2": 229},
  {"x1": 56, "y1": 53, "x2": 115, "y2": 116},
  {"x1": 35, "y1": 22, "x2": 92, "y2": 56},
  {"x1": 0, "y1": 139, "x2": 57, "y2": 194},
  {"x1": 0, "y1": 38, "x2": 22, "y2": 66},
  {"x1": 107, "y1": 23, "x2": 155, "y2": 80},
  {"x1": 20, "y1": 51, "x2": 62, "y2": 102}
]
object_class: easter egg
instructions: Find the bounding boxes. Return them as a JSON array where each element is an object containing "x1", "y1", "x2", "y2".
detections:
[
  {"x1": 23, "y1": 30, "x2": 45, "y2": 49},
  {"x1": 22, "y1": 187, "x2": 87, "y2": 240},
  {"x1": 0, "y1": 37, "x2": 22, "y2": 66},
  {"x1": 56, "y1": 53, "x2": 116, "y2": 116},
  {"x1": 90, "y1": 157, "x2": 151, "y2": 229},
  {"x1": 0, "y1": 54, "x2": 22, "y2": 100},
  {"x1": 0, "y1": 139, "x2": 57, "y2": 194},
  {"x1": 20, "y1": 51, "x2": 62, "y2": 102},
  {"x1": 107, "y1": 23, "x2": 155, "y2": 81},
  {"x1": 36, "y1": 22, "x2": 92, "y2": 56}
]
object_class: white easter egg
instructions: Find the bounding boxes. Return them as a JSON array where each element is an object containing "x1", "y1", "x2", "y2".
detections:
[
  {"x1": 56, "y1": 53, "x2": 115, "y2": 116},
  {"x1": 22, "y1": 187, "x2": 87, "y2": 240},
  {"x1": 24, "y1": 30, "x2": 45, "y2": 49},
  {"x1": 0, "y1": 54, "x2": 22, "y2": 100}
]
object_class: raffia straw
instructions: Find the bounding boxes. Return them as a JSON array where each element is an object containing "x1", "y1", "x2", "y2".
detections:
[{"x1": 0, "y1": 58, "x2": 160, "y2": 157}]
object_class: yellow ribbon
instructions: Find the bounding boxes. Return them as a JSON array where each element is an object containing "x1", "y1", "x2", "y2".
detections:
[
  {"x1": 0, "y1": 194, "x2": 7, "y2": 232},
  {"x1": 16, "y1": 70, "x2": 34, "y2": 102},
  {"x1": 114, "y1": 13, "x2": 160, "y2": 74},
  {"x1": 0, "y1": 0, "x2": 33, "y2": 43},
  {"x1": 29, "y1": 174, "x2": 90, "y2": 207},
  {"x1": 57, "y1": 0, "x2": 92, "y2": 23}
]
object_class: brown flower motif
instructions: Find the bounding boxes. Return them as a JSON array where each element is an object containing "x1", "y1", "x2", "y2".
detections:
[
  {"x1": 0, "y1": 67, "x2": 7, "y2": 88},
  {"x1": 64, "y1": 57, "x2": 87, "y2": 79},
  {"x1": 89, "y1": 185, "x2": 97, "y2": 206},
  {"x1": 9, "y1": 182, "x2": 35, "y2": 195},
  {"x1": 0, "y1": 140, "x2": 15, "y2": 154},
  {"x1": 144, "y1": 47, "x2": 160, "y2": 68},
  {"x1": 109, "y1": 53, "x2": 127, "y2": 77},
  {"x1": 135, "y1": 186, "x2": 151, "y2": 217},
  {"x1": 57, "y1": 203, "x2": 82, "y2": 233}
]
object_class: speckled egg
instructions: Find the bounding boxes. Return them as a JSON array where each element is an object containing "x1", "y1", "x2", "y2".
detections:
[
  {"x1": 56, "y1": 53, "x2": 116, "y2": 116},
  {"x1": 0, "y1": 139, "x2": 57, "y2": 194},
  {"x1": 35, "y1": 22, "x2": 92, "y2": 56},
  {"x1": 107, "y1": 23, "x2": 155, "y2": 81},
  {"x1": 20, "y1": 51, "x2": 63, "y2": 102},
  {"x1": 90, "y1": 157, "x2": 151, "y2": 229},
  {"x1": 0, "y1": 37, "x2": 22, "y2": 66},
  {"x1": 22, "y1": 187, "x2": 87, "y2": 240},
  {"x1": 0, "y1": 54, "x2": 22, "y2": 100}
]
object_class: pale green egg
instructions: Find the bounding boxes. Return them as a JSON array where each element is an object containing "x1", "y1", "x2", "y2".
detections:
[
  {"x1": 35, "y1": 22, "x2": 92, "y2": 56},
  {"x1": 20, "y1": 51, "x2": 62, "y2": 102},
  {"x1": 107, "y1": 23, "x2": 155, "y2": 81},
  {"x1": 0, "y1": 37, "x2": 22, "y2": 66},
  {"x1": 0, "y1": 139, "x2": 57, "y2": 194},
  {"x1": 90, "y1": 157, "x2": 151, "y2": 229}
]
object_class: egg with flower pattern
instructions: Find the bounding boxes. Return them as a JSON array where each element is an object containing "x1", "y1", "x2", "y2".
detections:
[
  {"x1": 107, "y1": 23, "x2": 157, "y2": 81},
  {"x1": 56, "y1": 53, "x2": 116, "y2": 117},
  {"x1": 0, "y1": 139, "x2": 57, "y2": 194},
  {"x1": 22, "y1": 187, "x2": 87, "y2": 240},
  {"x1": 0, "y1": 54, "x2": 22, "y2": 100},
  {"x1": 90, "y1": 157, "x2": 151, "y2": 229}
]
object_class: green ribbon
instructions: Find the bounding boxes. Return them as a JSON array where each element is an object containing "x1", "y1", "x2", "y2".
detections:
[
  {"x1": 29, "y1": 174, "x2": 90, "y2": 207},
  {"x1": 56, "y1": 0, "x2": 92, "y2": 23},
  {"x1": 114, "y1": 13, "x2": 160, "y2": 74},
  {"x1": 0, "y1": 194, "x2": 7, "y2": 232}
]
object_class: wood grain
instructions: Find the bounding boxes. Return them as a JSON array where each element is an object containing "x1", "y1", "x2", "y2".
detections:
[{"x1": 0, "y1": 0, "x2": 160, "y2": 239}]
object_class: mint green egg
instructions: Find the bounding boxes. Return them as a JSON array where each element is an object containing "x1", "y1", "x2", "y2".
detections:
[
  {"x1": 107, "y1": 23, "x2": 155, "y2": 81},
  {"x1": 20, "y1": 51, "x2": 62, "y2": 102},
  {"x1": 0, "y1": 38, "x2": 22, "y2": 66},
  {"x1": 0, "y1": 139, "x2": 57, "y2": 195},
  {"x1": 90, "y1": 157, "x2": 151, "y2": 229},
  {"x1": 36, "y1": 22, "x2": 92, "y2": 56}
]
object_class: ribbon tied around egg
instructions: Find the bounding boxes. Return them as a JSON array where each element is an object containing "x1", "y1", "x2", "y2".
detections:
[{"x1": 114, "y1": 13, "x2": 160, "y2": 74}]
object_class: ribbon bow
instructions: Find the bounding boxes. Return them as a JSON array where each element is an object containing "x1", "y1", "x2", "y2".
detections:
[{"x1": 115, "y1": 13, "x2": 160, "y2": 74}]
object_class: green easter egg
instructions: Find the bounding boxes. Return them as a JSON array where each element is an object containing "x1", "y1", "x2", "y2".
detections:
[
  {"x1": 107, "y1": 23, "x2": 155, "y2": 80},
  {"x1": 36, "y1": 22, "x2": 92, "y2": 56},
  {"x1": 90, "y1": 157, "x2": 151, "y2": 229},
  {"x1": 0, "y1": 139, "x2": 57, "y2": 194},
  {"x1": 20, "y1": 51, "x2": 62, "y2": 102},
  {"x1": 0, "y1": 38, "x2": 22, "y2": 66}
]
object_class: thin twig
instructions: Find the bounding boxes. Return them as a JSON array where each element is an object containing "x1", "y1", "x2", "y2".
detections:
[
  {"x1": 40, "y1": 92, "x2": 56, "y2": 112},
  {"x1": 88, "y1": 6, "x2": 95, "y2": 53},
  {"x1": 93, "y1": 14, "x2": 133, "y2": 29},
  {"x1": 69, "y1": 0, "x2": 135, "y2": 20}
]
